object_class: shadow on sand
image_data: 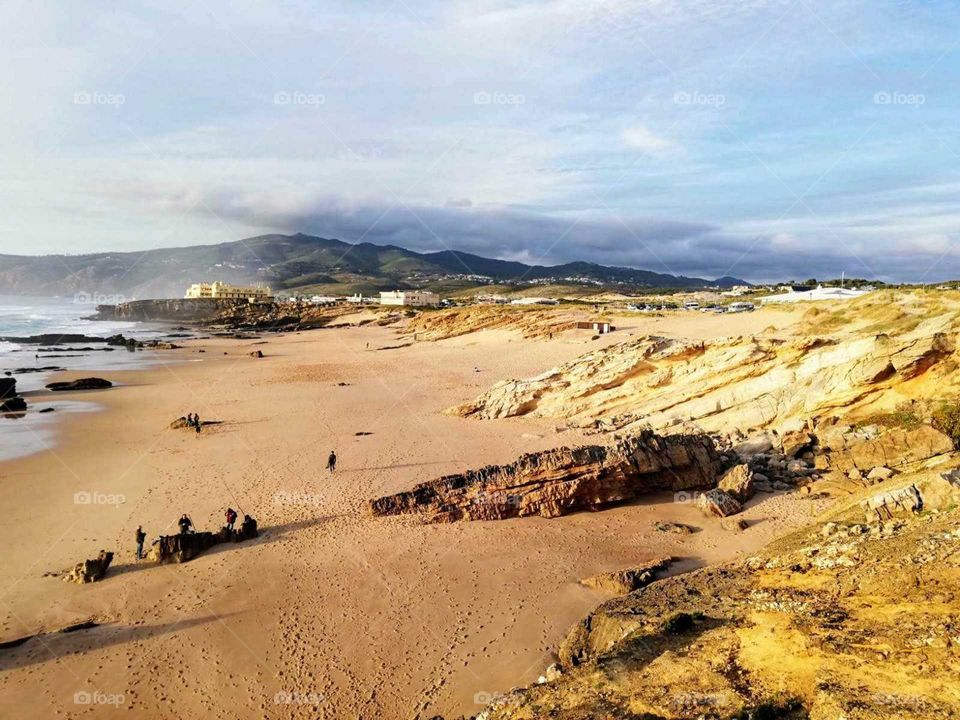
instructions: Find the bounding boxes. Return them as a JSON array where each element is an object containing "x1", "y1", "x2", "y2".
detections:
[{"x1": 0, "y1": 613, "x2": 239, "y2": 672}]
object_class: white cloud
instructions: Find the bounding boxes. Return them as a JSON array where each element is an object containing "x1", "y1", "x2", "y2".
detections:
[{"x1": 622, "y1": 125, "x2": 682, "y2": 159}]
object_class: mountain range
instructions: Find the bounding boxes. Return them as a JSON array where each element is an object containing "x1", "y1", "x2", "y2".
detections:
[{"x1": 0, "y1": 233, "x2": 749, "y2": 298}]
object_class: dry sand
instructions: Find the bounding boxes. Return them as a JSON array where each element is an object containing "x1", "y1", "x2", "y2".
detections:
[{"x1": 0, "y1": 308, "x2": 815, "y2": 719}]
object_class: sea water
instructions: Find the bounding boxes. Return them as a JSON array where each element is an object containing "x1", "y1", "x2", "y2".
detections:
[{"x1": 0, "y1": 296, "x2": 173, "y2": 460}]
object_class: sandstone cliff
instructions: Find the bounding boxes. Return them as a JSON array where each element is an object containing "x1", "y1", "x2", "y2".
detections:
[
  {"x1": 451, "y1": 294, "x2": 958, "y2": 437},
  {"x1": 96, "y1": 298, "x2": 248, "y2": 322},
  {"x1": 476, "y1": 466, "x2": 960, "y2": 720},
  {"x1": 370, "y1": 431, "x2": 720, "y2": 522}
]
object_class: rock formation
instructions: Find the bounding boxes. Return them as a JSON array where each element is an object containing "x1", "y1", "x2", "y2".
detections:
[
  {"x1": 63, "y1": 551, "x2": 113, "y2": 584},
  {"x1": 0, "y1": 377, "x2": 26, "y2": 412},
  {"x1": 46, "y1": 378, "x2": 113, "y2": 391},
  {"x1": 716, "y1": 463, "x2": 754, "y2": 502},
  {"x1": 450, "y1": 295, "x2": 958, "y2": 439},
  {"x1": 147, "y1": 517, "x2": 258, "y2": 564},
  {"x1": 370, "y1": 431, "x2": 720, "y2": 523},
  {"x1": 695, "y1": 488, "x2": 742, "y2": 517},
  {"x1": 580, "y1": 557, "x2": 672, "y2": 595},
  {"x1": 479, "y1": 469, "x2": 960, "y2": 719},
  {"x1": 93, "y1": 299, "x2": 249, "y2": 322}
]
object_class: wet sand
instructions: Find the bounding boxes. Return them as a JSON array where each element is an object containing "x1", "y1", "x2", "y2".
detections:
[{"x1": 0, "y1": 310, "x2": 814, "y2": 719}]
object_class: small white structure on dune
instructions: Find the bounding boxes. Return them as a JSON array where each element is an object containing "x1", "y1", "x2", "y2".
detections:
[
  {"x1": 760, "y1": 285, "x2": 871, "y2": 304},
  {"x1": 379, "y1": 290, "x2": 440, "y2": 307},
  {"x1": 510, "y1": 297, "x2": 559, "y2": 306}
]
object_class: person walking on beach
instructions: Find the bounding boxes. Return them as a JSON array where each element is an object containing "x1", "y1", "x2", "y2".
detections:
[
  {"x1": 225, "y1": 507, "x2": 237, "y2": 531},
  {"x1": 327, "y1": 450, "x2": 337, "y2": 473},
  {"x1": 193, "y1": 412, "x2": 201, "y2": 434},
  {"x1": 178, "y1": 514, "x2": 193, "y2": 534},
  {"x1": 135, "y1": 526, "x2": 146, "y2": 560}
]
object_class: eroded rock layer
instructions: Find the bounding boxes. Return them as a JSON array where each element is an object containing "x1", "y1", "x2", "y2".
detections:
[
  {"x1": 479, "y1": 469, "x2": 960, "y2": 720},
  {"x1": 370, "y1": 431, "x2": 720, "y2": 522},
  {"x1": 450, "y1": 297, "x2": 958, "y2": 436}
]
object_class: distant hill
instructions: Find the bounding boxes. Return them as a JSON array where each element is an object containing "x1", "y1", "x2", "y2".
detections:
[{"x1": 0, "y1": 233, "x2": 749, "y2": 298}]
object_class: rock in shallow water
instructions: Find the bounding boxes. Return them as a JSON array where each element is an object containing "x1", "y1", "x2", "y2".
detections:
[{"x1": 46, "y1": 377, "x2": 112, "y2": 391}]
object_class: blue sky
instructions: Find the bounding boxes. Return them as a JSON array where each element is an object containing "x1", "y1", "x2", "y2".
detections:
[{"x1": 1, "y1": 0, "x2": 959, "y2": 282}]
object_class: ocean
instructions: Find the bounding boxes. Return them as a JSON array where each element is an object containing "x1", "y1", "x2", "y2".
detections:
[
  {"x1": 0, "y1": 296, "x2": 172, "y2": 461},
  {"x1": 0, "y1": 295, "x2": 147, "y2": 351}
]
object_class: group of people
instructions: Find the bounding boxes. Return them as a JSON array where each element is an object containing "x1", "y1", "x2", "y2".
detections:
[
  {"x1": 135, "y1": 507, "x2": 244, "y2": 559},
  {"x1": 184, "y1": 413, "x2": 202, "y2": 434}
]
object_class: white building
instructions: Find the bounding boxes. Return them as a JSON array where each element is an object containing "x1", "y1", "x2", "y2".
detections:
[
  {"x1": 760, "y1": 285, "x2": 870, "y2": 304},
  {"x1": 185, "y1": 281, "x2": 273, "y2": 301},
  {"x1": 379, "y1": 290, "x2": 440, "y2": 307}
]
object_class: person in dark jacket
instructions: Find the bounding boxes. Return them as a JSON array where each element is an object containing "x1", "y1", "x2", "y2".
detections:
[
  {"x1": 135, "y1": 526, "x2": 146, "y2": 560},
  {"x1": 327, "y1": 450, "x2": 337, "y2": 472},
  {"x1": 178, "y1": 514, "x2": 193, "y2": 534}
]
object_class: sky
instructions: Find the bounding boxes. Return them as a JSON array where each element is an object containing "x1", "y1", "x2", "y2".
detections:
[{"x1": 1, "y1": 0, "x2": 959, "y2": 282}]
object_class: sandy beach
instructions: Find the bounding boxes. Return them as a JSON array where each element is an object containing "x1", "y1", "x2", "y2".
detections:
[{"x1": 0, "y1": 309, "x2": 814, "y2": 719}]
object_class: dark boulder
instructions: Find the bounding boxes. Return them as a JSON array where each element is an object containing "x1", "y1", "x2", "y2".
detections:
[
  {"x1": 0, "y1": 377, "x2": 16, "y2": 400},
  {"x1": 0, "y1": 397, "x2": 27, "y2": 412},
  {"x1": 0, "y1": 377, "x2": 26, "y2": 412},
  {"x1": 46, "y1": 377, "x2": 113, "y2": 391}
]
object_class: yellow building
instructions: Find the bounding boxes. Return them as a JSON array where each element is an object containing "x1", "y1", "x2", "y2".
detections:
[
  {"x1": 185, "y1": 281, "x2": 273, "y2": 301},
  {"x1": 379, "y1": 290, "x2": 440, "y2": 307}
]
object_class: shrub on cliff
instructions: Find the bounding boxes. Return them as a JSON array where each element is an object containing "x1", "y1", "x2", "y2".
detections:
[{"x1": 931, "y1": 398, "x2": 960, "y2": 449}]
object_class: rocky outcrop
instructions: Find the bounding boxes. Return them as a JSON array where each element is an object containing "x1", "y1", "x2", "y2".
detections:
[
  {"x1": 0, "y1": 377, "x2": 26, "y2": 412},
  {"x1": 818, "y1": 423, "x2": 954, "y2": 473},
  {"x1": 370, "y1": 431, "x2": 720, "y2": 523},
  {"x1": 481, "y1": 470, "x2": 960, "y2": 720},
  {"x1": 580, "y1": 557, "x2": 672, "y2": 595},
  {"x1": 717, "y1": 463, "x2": 754, "y2": 502},
  {"x1": 63, "y1": 551, "x2": 113, "y2": 584},
  {"x1": 450, "y1": 300, "x2": 958, "y2": 438},
  {"x1": 147, "y1": 517, "x2": 258, "y2": 564},
  {"x1": 46, "y1": 378, "x2": 113, "y2": 391},
  {"x1": 695, "y1": 488, "x2": 742, "y2": 517},
  {"x1": 94, "y1": 299, "x2": 248, "y2": 322}
]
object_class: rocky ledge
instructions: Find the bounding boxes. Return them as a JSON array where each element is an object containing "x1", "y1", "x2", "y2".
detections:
[
  {"x1": 94, "y1": 299, "x2": 249, "y2": 323},
  {"x1": 474, "y1": 468, "x2": 960, "y2": 720},
  {"x1": 370, "y1": 431, "x2": 720, "y2": 522}
]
